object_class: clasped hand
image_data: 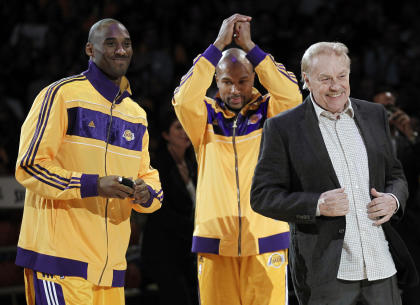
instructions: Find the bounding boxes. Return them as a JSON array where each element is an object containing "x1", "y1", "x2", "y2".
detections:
[
  {"x1": 98, "y1": 176, "x2": 151, "y2": 204},
  {"x1": 318, "y1": 187, "x2": 396, "y2": 226}
]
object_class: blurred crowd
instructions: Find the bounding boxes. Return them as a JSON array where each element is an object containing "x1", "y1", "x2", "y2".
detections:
[{"x1": 2, "y1": 0, "x2": 420, "y2": 174}]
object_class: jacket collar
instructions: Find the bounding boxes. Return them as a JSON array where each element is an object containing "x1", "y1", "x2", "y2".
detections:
[
  {"x1": 300, "y1": 96, "x2": 341, "y2": 187},
  {"x1": 82, "y1": 60, "x2": 132, "y2": 104},
  {"x1": 300, "y1": 96, "x2": 379, "y2": 189}
]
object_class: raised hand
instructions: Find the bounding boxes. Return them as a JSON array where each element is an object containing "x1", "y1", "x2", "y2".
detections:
[
  {"x1": 214, "y1": 14, "x2": 252, "y2": 51},
  {"x1": 233, "y1": 21, "x2": 255, "y2": 52}
]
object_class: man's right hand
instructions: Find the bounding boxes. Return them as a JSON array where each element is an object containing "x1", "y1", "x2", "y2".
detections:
[
  {"x1": 213, "y1": 14, "x2": 252, "y2": 51},
  {"x1": 97, "y1": 175, "x2": 134, "y2": 199},
  {"x1": 233, "y1": 21, "x2": 255, "y2": 52},
  {"x1": 318, "y1": 188, "x2": 349, "y2": 217}
]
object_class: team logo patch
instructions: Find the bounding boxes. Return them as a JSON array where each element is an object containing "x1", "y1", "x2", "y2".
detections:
[
  {"x1": 88, "y1": 121, "x2": 96, "y2": 128},
  {"x1": 267, "y1": 252, "x2": 285, "y2": 268},
  {"x1": 123, "y1": 130, "x2": 135, "y2": 141},
  {"x1": 248, "y1": 113, "x2": 262, "y2": 125}
]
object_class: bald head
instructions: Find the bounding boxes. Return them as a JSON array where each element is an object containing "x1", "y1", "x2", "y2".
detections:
[
  {"x1": 215, "y1": 48, "x2": 255, "y2": 111},
  {"x1": 216, "y1": 48, "x2": 253, "y2": 76},
  {"x1": 88, "y1": 18, "x2": 127, "y2": 43}
]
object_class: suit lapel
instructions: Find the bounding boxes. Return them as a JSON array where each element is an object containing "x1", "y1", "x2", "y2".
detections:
[
  {"x1": 299, "y1": 97, "x2": 341, "y2": 187},
  {"x1": 352, "y1": 99, "x2": 378, "y2": 189}
]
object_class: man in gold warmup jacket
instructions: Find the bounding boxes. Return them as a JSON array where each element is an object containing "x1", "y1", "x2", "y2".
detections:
[
  {"x1": 15, "y1": 18, "x2": 162, "y2": 305},
  {"x1": 173, "y1": 13, "x2": 301, "y2": 305}
]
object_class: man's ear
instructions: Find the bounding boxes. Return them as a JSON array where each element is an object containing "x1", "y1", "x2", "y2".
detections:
[
  {"x1": 303, "y1": 72, "x2": 311, "y2": 90},
  {"x1": 85, "y1": 42, "x2": 94, "y2": 57}
]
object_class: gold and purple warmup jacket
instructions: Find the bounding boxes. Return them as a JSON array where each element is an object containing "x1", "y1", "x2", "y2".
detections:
[
  {"x1": 173, "y1": 45, "x2": 302, "y2": 257},
  {"x1": 15, "y1": 61, "x2": 163, "y2": 287}
]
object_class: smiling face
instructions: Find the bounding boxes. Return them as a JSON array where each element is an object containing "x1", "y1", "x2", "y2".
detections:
[
  {"x1": 86, "y1": 21, "x2": 132, "y2": 85},
  {"x1": 303, "y1": 53, "x2": 350, "y2": 113}
]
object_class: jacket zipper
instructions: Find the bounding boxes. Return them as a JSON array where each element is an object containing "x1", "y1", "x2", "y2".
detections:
[
  {"x1": 232, "y1": 116, "x2": 241, "y2": 256},
  {"x1": 98, "y1": 91, "x2": 119, "y2": 285}
]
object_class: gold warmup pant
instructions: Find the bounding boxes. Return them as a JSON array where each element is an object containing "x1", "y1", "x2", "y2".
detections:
[
  {"x1": 197, "y1": 250, "x2": 288, "y2": 305},
  {"x1": 23, "y1": 268, "x2": 125, "y2": 305}
]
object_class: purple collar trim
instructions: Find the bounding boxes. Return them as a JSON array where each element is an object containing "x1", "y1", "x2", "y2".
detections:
[{"x1": 82, "y1": 60, "x2": 131, "y2": 104}]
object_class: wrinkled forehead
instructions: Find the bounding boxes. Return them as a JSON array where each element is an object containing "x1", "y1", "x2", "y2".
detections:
[
  {"x1": 310, "y1": 53, "x2": 350, "y2": 75},
  {"x1": 216, "y1": 57, "x2": 253, "y2": 76}
]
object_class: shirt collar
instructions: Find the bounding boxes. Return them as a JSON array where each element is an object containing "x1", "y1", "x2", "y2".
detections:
[
  {"x1": 82, "y1": 60, "x2": 132, "y2": 104},
  {"x1": 310, "y1": 93, "x2": 354, "y2": 120}
]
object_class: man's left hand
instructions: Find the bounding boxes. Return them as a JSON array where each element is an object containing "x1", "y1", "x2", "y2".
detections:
[
  {"x1": 367, "y1": 188, "x2": 397, "y2": 226},
  {"x1": 213, "y1": 14, "x2": 252, "y2": 51},
  {"x1": 233, "y1": 21, "x2": 255, "y2": 52},
  {"x1": 132, "y1": 178, "x2": 151, "y2": 204}
]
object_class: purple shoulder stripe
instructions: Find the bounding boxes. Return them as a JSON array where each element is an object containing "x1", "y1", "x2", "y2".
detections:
[
  {"x1": 22, "y1": 75, "x2": 85, "y2": 169},
  {"x1": 268, "y1": 55, "x2": 299, "y2": 85},
  {"x1": 29, "y1": 77, "x2": 86, "y2": 167}
]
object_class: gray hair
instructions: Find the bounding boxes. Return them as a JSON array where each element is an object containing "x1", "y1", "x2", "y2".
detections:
[{"x1": 301, "y1": 42, "x2": 350, "y2": 90}]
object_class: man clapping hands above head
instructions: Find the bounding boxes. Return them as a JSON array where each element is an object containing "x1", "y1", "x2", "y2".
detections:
[{"x1": 173, "y1": 13, "x2": 301, "y2": 305}]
